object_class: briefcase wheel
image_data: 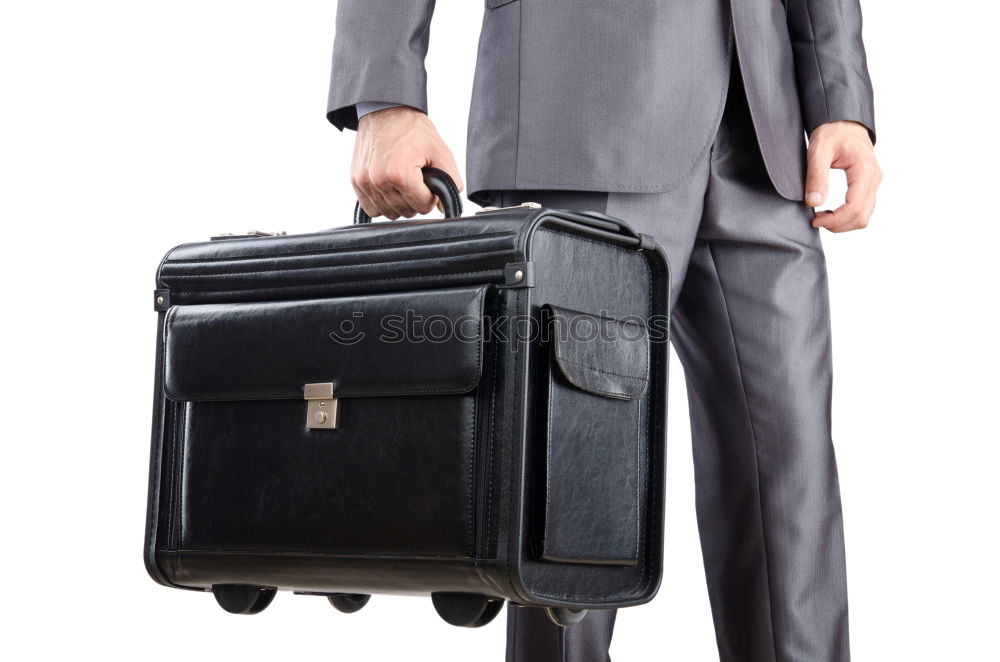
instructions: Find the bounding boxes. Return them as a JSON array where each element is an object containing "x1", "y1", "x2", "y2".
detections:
[
  {"x1": 431, "y1": 592, "x2": 504, "y2": 628},
  {"x1": 212, "y1": 584, "x2": 277, "y2": 615},
  {"x1": 327, "y1": 593, "x2": 371, "y2": 614},
  {"x1": 545, "y1": 607, "x2": 589, "y2": 627}
]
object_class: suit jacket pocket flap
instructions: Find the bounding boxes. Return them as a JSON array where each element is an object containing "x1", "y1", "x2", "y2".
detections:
[{"x1": 547, "y1": 305, "x2": 649, "y2": 400}]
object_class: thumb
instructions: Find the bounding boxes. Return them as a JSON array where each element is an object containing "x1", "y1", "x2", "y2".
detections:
[
  {"x1": 805, "y1": 143, "x2": 832, "y2": 207},
  {"x1": 428, "y1": 144, "x2": 464, "y2": 193}
]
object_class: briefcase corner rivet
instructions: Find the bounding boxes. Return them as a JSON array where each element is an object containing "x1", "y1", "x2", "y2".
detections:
[
  {"x1": 513, "y1": 269, "x2": 524, "y2": 282},
  {"x1": 156, "y1": 296, "x2": 164, "y2": 306}
]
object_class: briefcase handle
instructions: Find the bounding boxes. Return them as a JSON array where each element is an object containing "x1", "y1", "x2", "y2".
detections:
[{"x1": 353, "y1": 166, "x2": 464, "y2": 225}]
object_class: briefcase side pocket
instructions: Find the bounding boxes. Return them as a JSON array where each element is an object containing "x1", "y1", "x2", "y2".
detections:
[{"x1": 538, "y1": 305, "x2": 648, "y2": 567}]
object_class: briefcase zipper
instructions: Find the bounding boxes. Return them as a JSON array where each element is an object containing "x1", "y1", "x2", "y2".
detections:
[
  {"x1": 167, "y1": 403, "x2": 184, "y2": 551},
  {"x1": 474, "y1": 338, "x2": 500, "y2": 559},
  {"x1": 475, "y1": 416, "x2": 491, "y2": 559}
]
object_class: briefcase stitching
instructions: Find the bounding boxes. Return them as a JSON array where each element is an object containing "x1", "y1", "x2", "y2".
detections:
[
  {"x1": 166, "y1": 550, "x2": 477, "y2": 560},
  {"x1": 165, "y1": 268, "x2": 504, "y2": 297},
  {"x1": 164, "y1": 231, "x2": 516, "y2": 264},
  {"x1": 468, "y1": 386, "x2": 478, "y2": 557},
  {"x1": 554, "y1": 356, "x2": 647, "y2": 383},
  {"x1": 162, "y1": 246, "x2": 513, "y2": 278},
  {"x1": 483, "y1": 333, "x2": 502, "y2": 558}
]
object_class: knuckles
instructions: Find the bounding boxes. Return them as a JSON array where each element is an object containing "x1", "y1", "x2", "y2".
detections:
[
  {"x1": 366, "y1": 167, "x2": 417, "y2": 193},
  {"x1": 350, "y1": 155, "x2": 451, "y2": 220},
  {"x1": 368, "y1": 170, "x2": 391, "y2": 189},
  {"x1": 384, "y1": 169, "x2": 408, "y2": 188},
  {"x1": 351, "y1": 170, "x2": 371, "y2": 191}
]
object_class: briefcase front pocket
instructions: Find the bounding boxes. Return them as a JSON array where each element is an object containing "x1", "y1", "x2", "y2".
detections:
[
  {"x1": 538, "y1": 305, "x2": 649, "y2": 566},
  {"x1": 160, "y1": 285, "x2": 493, "y2": 560}
]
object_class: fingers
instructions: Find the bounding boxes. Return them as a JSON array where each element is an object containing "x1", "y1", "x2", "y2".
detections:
[
  {"x1": 429, "y1": 144, "x2": 464, "y2": 193},
  {"x1": 353, "y1": 183, "x2": 380, "y2": 220},
  {"x1": 352, "y1": 168, "x2": 388, "y2": 219},
  {"x1": 349, "y1": 107, "x2": 462, "y2": 219},
  {"x1": 806, "y1": 120, "x2": 882, "y2": 233},
  {"x1": 350, "y1": 135, "x2": 381, "y2": 219},
  {"x1": 352, "y1": 165, "x2": 428, "y2": 220},
  {"x1": 354, "y1": 162, "x2": 459, "y2": 220},
  {"x1": 804, "y1": 141, "x2": 833, "y2": 207},
  {"x1": 392, "y1": 166, "x2": 437, "y2": 216},
  {"x1": 814, "y1": 190, "x2": 878, "y2": 233},
  {"x1": 811, "y1": 154, "x2": 881, "y2": 232},
  {"x1": 368, "y1": 168, "x2": 422, "y2": 220}
]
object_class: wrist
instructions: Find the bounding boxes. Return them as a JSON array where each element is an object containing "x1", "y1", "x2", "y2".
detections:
[
  {"x1": 356, "y1": 102, "x2": 403, "y2": 120},
  {"x1": 811, "y1": 120, "x2": 872, "y2": 144}
]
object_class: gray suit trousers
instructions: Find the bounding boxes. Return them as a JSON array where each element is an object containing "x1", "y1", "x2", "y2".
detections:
[{"x1": 494, "y1": 52, "x2": 850, "y2": 662}]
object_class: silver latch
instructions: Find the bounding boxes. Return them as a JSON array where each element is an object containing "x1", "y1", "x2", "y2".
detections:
[
  {"x1": 210, "y1": 230, "x2": 288, "y2": 241},
  {"x1": 476, "y1": 202, "x2": 541, "y2": 214},
  {"x1": 304, "y1": 382, "x2": 339, "y2": 430}
]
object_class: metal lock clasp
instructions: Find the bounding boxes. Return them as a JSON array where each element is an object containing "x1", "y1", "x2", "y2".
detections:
[
  {"x1": 304, "y1": 382, "x2": 339, "y2": 430},
  {"x1": 210, "y1": 230, "x2": 287, "y2": 241}
]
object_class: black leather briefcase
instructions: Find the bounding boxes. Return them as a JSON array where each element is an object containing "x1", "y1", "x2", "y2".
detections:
[{"x1": 145, "y1": 169, "x2": 671, "y2": 628}]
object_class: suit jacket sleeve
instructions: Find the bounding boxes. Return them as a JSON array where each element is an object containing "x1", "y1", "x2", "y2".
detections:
[
  {"x1": 785, "y1": 0, "x2": 876, "y2": 144},
  {"x1": 326, "y1": 0, "x2": 436, "y2": 131}
]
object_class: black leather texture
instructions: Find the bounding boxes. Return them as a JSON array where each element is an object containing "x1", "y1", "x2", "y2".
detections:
[
  {"x1": 146, "y1": 205, "x2": 670, "y2": 610},
  {"x1": 514, "y1": 227, "x2": 669, "y2": 606},
  {"x1": 548, "y1": 305, "x2": 649, "y2": 401},
  {"x1": 179, "y1": 394, "x2": 479, "y2": 557},
  {"x1": 539, "y1": 305, "x2": 646, "y2": 565},
  {"x1": 164, "y1": 285, "x2": 487, "y2": 401}
]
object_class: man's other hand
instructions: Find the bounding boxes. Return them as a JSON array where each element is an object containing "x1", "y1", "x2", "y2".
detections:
[
  {"x1": 805, "y1": 120, "x2": 882, "y2": 232},
  {"x1": 351, "y1": 106, "x2": 464, "y2": 220}
]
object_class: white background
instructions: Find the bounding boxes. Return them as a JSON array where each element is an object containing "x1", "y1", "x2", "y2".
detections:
[{"x1": 1, "y1": 1, "x2": 997, "y2": 660}]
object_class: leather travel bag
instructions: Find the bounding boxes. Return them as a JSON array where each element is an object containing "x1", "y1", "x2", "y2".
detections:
[{"x1": 144, "y1": 169, "x2": 672, "y2": 628}]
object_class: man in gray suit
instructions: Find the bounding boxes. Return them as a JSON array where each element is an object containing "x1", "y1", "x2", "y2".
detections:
[{"x1": 327, "y1": 1, "x2": 880, "y2": 660}]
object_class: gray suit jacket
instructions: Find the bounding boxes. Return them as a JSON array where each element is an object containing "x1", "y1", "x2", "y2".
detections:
[{"x1": 327, "y1": 0, "x2": 875, "y2": 206}]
